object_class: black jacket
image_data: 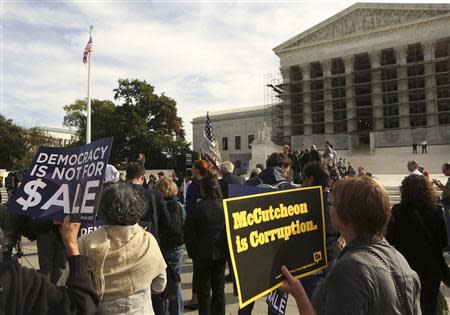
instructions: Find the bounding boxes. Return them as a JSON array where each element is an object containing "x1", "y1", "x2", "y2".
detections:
[
  {"x1": 219, "y1": 174, "x2": 245, "y2": 199},
  {"x1": 245, "y1": 166, "x2": 294, "y2": 190},
  {"x1": 298, "y1": 153, "x2": 314, "y2": 171},
  {"x1": 130, "y1": 184, "x2": 171, "y2": 242},
  {"x1": 0, "y1": 256, "x2": 99, "y2": 315},
  {"x1": 311, "y1": 150, "x2": 321, "y2": 162},
  {"x1": 387, "y1": 204, "x2": 447, "y2": 288},
  {"x1": 184, "y1": 199, "x2": 226, "y2": 262}
]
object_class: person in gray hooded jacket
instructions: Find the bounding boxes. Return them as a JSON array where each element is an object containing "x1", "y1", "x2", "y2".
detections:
[{"x1": 279, "y1": 176, "x2": 421, "y2": 315}]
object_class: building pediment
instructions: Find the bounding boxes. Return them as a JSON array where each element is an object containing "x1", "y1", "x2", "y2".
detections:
[{"x1": 274, "y1": 3, "x2": 450, "y2": 53}]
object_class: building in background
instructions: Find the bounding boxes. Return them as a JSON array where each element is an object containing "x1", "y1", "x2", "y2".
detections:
[
  {"x1": 36, "y1": 126, "x2": 78, "y2": 147},
  {"x1": 192, "y1": 105, "x2": 269, "y2": 175},
  {"x1": 271, "y1": 3, "x2": 450, "y2": 152}
]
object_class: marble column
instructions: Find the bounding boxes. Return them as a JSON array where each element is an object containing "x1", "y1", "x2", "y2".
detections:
[
  {"x1": 423, "y1": 41, "x2": 437, "y2": 127},
  {"x1": 301, "y1": 64, "x2": 312, "y2": 136},
  {"x1": 323, "y1": 60, "x2": 334, "y2": 134},
  {"x1": 370, "y1": 51, "x2": 383, "y2": 131},
  {"x1": 344, "y1": 55, "x2": 355, "y2": 153},
  {"x1": 394, "y1": 46, "x2": 410, "y2": 129},
  {"x1": 344, "y1": 56, "x2": 356, "y2": 132}
]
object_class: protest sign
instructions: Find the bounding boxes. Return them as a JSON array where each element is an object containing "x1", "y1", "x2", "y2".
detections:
[
  {"x1": 224, "y1": 186, "x2": 327, "y2": 308},
  {"x1": 79, "y1": 218, "x2": 152, "y2": 237},
  {"x1": 9, "y1": 137, "x2": 113, "y2": 221}
]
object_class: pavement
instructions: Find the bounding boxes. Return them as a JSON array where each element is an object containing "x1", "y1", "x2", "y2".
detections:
[{"x1": 18, "y1": 238, "x2": 450, "y2": 315}]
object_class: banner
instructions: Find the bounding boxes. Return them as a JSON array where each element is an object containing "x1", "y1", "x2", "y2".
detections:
[
  {"x1": 79, "y1": 218, "x2": 151, "y2": 237},
  {"x1": 224, "y1": 186, "x2": 327, "y2": 308},
  {"x1": 8, "y1": 137, "x2": 113, "y2": 221}
]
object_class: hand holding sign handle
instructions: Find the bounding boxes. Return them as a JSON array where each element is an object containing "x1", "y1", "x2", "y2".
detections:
[
  {"x1": 279, "y1": 265, "x2": 317, "y2": 315},
  {"x1": 61, "y1": 216, "x2": 81, "y2": 256}
]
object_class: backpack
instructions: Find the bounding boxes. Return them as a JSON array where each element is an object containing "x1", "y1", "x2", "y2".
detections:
[{"x1": 164, "y1": 199, "x2": 185, "y2": 249}]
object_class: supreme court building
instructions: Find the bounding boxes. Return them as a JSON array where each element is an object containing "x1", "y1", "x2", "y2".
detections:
[{"x1": 273, "y1": 3, "x2": 450, "y2": 151}]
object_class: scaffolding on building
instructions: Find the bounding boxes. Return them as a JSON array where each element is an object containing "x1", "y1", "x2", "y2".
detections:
[
  {"x1": 264, "y1": 73, "x2": 284, "y2": 145},
  {"x1": 264, "y1": 38, "x2": 450, "y2": 149}
]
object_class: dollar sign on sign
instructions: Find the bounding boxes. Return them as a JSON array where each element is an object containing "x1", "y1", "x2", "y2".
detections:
[{"x1": 16, "y1": 179, "x2": 47, "y2": 210}]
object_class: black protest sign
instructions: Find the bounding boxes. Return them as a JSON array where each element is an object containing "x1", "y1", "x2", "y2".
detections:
[
  {"x1": 9, "y1": 137, "x2": 113, "y2": 222},
  {"x1": 223, "y1": 186, "x2": 327, "y2": 308}
]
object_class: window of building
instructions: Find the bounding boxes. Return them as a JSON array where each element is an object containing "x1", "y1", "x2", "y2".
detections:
[
  {"x1": 407, "y1": 43, "x2": 424, "y2": 63},
  {"x1": 435, "y1": 39, "x2": 450, "y2": 59},
  {"x1": 435, "y1": 40, "x2": 450, "y2": 126},
  {"x1": 331, "y1": 58, "x2": 345, "y2": 75},
  {"x1": 381, "y1": 48, "x2": 396, "y2": 66},
  {"x1": 407, "y1": 65, "x2": 424, "y2": 77},
  {"x1": 248, "y1": 135, "x2": 254, "y2": 149},
  {"x1": 439, "y1": 113, "x2": 450, "y2": 125},
  {"x1": 384, "y1": 117, "x2": 399, "y2": 129},
  {"x1": 410, "y1": 114, "x2": 427, "y2": 128},
  {"x1": 310, "y1": 62, "x2": 323, "y2": 78},
  {"x1": 222, "y1": 137, "x2": 228, "y2": 151},
  {"x1": 290, "y1": 65, "x2": 302, "y2": 82},
  {"x1": 354, "y1": 53, "x2": 371, "y2": 71},
  {"x1": 235, "y1": 136, "x2": 241, "y2": 150},
  {"x1": 435, "y1": 60, "x2": 449, "y2": 74}
]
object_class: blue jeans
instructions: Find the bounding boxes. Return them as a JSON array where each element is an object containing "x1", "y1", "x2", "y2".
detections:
[{"x1": 160, "y1": 245, "x2": 184, "y2": 315}]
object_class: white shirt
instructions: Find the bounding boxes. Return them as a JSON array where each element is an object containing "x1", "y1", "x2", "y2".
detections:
[{"x1": 411, "y1": 169, "x2": 423, "y2": 176}]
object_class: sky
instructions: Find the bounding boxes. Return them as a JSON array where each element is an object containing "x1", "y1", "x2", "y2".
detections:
[{"x1": 1, "y1": 0, "x2": 448, "y2": 145}]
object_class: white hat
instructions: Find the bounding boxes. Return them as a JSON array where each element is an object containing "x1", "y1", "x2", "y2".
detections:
[{"x1": 104, "y1": 164, "x2": 120, "y2": 183}]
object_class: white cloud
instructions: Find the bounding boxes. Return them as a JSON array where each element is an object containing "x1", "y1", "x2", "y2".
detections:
[{"x1": 2, "y1": 0, "x2": 445, "y2": 144}]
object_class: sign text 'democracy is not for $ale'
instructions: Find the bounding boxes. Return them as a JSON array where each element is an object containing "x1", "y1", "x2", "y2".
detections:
[{"x1": 8, "y1": 137, "x2": 113, "y2": 221}]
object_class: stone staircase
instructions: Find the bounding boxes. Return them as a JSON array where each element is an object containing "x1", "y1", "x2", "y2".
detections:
[
  {"x1": 337, "y1": 144, "x2": 450, "y2": 174},
  {"x1": 385, "y1": 186, "x2": 401, "y2": 208},
  {"x1": 385, "y1": 185, "x2": 443, "y2": 208}
]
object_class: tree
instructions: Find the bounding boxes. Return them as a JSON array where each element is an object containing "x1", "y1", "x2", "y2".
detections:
[
  {"x1": 15, "y1": 127, "x2": 53, "y2": 169},
  {"x1": 0, "y1": 115, "x2": 27, "y2": 169},
  {"x1": 0, "y1": 117, "x2": 51, "y2": 170},
  {"x1": 63, "y1": 79, "x2": 190, "y2": 168}
]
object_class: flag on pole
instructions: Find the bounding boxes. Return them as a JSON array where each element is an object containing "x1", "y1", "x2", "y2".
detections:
[
  {"x1": 83, "y1": 36, "x2": 93, "y2": 64},
  {"x1": 200, "y1": 112, "x2": 221, "y2": 169}
]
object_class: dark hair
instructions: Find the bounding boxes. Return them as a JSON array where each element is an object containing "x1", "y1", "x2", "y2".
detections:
[
  {"x1": 266, "y1": 152, "x2": 282, "y2": 168},
  {"x1": 302, "y1": 161, "x2": 330, "y2": 188},
  {"x1": 126, "y1": 162, "x2": 145, "y2": 181},
  {"x1": 199, "y1": 174, "x2": 222, "y2": 200},
  {"x1": 249, "y1": 170, "x2": 258, "y2": 178},
  {"x1": 99, "y1": 182, "x2": 146, "y2": 225},
  {"x1": 279, "y1": 153, "x2": 292, "y2": 168},
  {"x1": 255, "y1": 163, "x2": 265, "y2": 171},
  {"x1": 193, "y1": 160, "x2": 209, "y2": 176},
  {"x1": 157, "y1": 171, "x2": 165, "y2": 177},
  {"x1": 443, "y1": 163, "x2": 450, "y2": 170},
  {"x1": 400, "y1": 174, "x2": 436, "y2": 210}
]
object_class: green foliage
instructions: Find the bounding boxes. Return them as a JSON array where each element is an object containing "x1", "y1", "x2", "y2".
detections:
[
  {"x1": 0, "y1": 115, "x2": 27, "y2": 169},
  {"x1": 0, "y1": 116, "x2": 53, "y2": 170},
  {"x1": 63, "y1": 79, "x2": 190, "y2": 168}
]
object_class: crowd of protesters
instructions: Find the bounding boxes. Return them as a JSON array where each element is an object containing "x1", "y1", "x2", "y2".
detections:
[{"x1": 1, "y1": 145, "x2": 450, "y2": 315}]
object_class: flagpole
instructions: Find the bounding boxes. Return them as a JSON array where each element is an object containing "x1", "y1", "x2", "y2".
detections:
[{"x1": 86, "y1": 25, "x2": 93, "y2": 144}]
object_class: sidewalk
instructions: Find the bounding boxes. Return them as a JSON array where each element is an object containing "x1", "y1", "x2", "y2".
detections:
[{"x1": 18, "y1": 240, "x2": 450, "y2": 314}]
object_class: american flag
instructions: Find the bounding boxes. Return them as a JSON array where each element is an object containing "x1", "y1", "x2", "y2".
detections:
[
  {"x1": 200, "y1": 112, "x2": 221, "y2": 169},
  {"x1": 83, "y1": 36, "x2": 93, "y2": 64}
]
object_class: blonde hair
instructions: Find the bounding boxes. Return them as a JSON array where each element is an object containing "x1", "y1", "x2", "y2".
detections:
[
  {"x1": 331, "y1": 176, "x2": 390, "y2": 241},
  {"x1": 154, "y1": 178, "x2": 178, "y2": 198}
]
